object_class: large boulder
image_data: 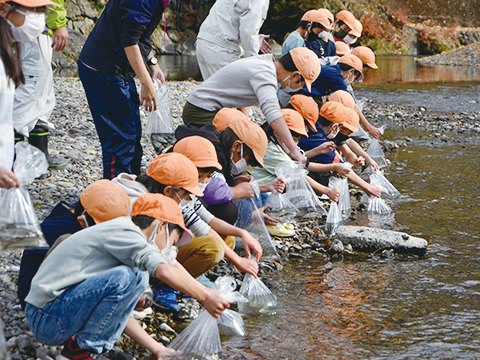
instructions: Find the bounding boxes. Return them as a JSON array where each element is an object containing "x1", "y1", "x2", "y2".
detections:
[
  {"x1": 52, "y1": 29, "x2": 86, "y2": 69},
  {"x1": 335, "y1": 225, "x2": 428, "y2": 255}
]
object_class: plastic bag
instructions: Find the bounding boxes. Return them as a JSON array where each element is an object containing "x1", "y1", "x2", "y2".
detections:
[
  {"x1": 276, "y1": 161, "x2": 326, "y2": 220},
  {"x1": 369, "y1": 168, "x2": 401, "y2": 198},
  {"x1": 145, "y1": 80, "x2": 176, "y2": 154},
  {"x1": 238, "y1": 273, "x2": 283, "y2": 317},
  {"x1": 326, "y1": 177, "x2": 343, "y2": 235},
  {"x1": 367, "y1": 196, "x2": 392, "y2": 214},
  {"x1": 215, "y1": 276, "x2": 247, "y2": 337},
  {"x1": 265, "y1": 188, "x2": 298, "y2": 222},
  {"x1": 335, "y1": 163, "x2": 352, "y2": 218},
  {"x1": 234, "y1": 181, "x2": 280, "y2": 260},
  {"x1": 366, "y1": 125, "x2": 387, "y2": 169},
  {"x1": 0, "y1": 143, "x2": 48, "y2": 250}
]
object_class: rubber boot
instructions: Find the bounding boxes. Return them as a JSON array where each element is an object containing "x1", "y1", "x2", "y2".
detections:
[
  {"x1": 14, "y1": 131, "x2": 24, "y2": 144},
  {"x1": 28, "y1": 125, "x2": 67, "y2": 169}
]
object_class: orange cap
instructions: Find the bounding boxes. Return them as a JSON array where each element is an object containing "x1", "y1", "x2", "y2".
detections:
[
  {"x1": 7, "y1": 0, "x2": 55, "y2": 7},
  {"x1": 302, "y1": 9, "x2": 331, "y2": 30},
  {"x1": 289, "y1": 94, "x2": 318, "y2": 132},
  {"x1": 228, "y1": 117, "x2": 268, "y2": 168},
  {"x1": 147, "y1": 153, "x2": 203, "y2": 197},
  {"x1": 289, "y1": 47, "x2": 321, "y2": 92},
  {"x1": 80, "y1": 180, "x2": 130, "y2": 223},
  {"x1": 131, "y1": 194, "x2": 193, "y2": 247},
  {"x1": 336, "y1": 10, "x2": 356, "y2": 31},
  {"x1": 351, "y1": 46, "x2": 378, "y2": 69},
  {"x1": 335, "y1": 41, "x2": 351, "y2": 56},
  {"x1": 342, "y1": 107, "x2": 360, "y2": 132},
  {"x1": 173, "y1": 136, "x2": 222, "y2": 170},
  {"x1": 318, "y1": 9, "x2": 334, "y2": 30},
  {"x1": 328, "y1": 90, "x2": 355, "y2": 109},
  {"x1": 349, "y1": 19, "x2": 363, "y2": 38},
  {"x1": 281, "y1": 109, "x2": 308, "y2": 137},
  {"x1": 338, "y1": 53, "x2": 364, "y2": 81},
  {"x1": 212, "y1": 108, "x2": 247, "y2": 132},
  {"x1": 320, "y1": 101, "x2": 348, "y2": 124}
]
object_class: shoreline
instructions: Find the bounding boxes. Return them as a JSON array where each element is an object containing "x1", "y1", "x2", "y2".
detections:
[{"x1": 1, "y1": 78, "x2": 479, "y2": 359}]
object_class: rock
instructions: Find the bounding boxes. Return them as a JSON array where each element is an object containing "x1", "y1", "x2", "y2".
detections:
[
  {"x1": 16, "y1": 334, "x2": 36, "y2": 357},
  {"x1": 74, "y1": 18, "x2": 95, "y2": 36},
  {"x1": 159, "y1": 323, "x2": 176, "y2": 335},
  {"x1": 36, "y1": 346, "x2": 52, "y2": 360},
  {"x1": 151, "y1": 28, "x2": 175, "y2": 55},
  {"x1": 329, "y1": 239, "x2": 344, "y2": 254},
  {"x1": 52, "y1": 30, "x2": 86, "y2": 69},
  {"x1": 177, "y1": 30, "x2": 197, "y2": 55},
  {"x1": 5, "y1": 336, "x2": 17, "y2": 350},
  {"x1": 335, "y1": 226, "x2": 428, "y2": 255}
]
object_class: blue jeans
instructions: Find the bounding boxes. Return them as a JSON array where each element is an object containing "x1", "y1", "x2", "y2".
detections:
[
  {"x1": 78, "y1": 61, "x2": 143, "y2": 179},
  {"x1": 25, "y1": 266, "x2": 148, "y2": 354}
]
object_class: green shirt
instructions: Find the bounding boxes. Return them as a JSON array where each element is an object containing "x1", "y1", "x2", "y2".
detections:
[{"x1": 251, "y1": 140, "x2": 292, "y2": 185}]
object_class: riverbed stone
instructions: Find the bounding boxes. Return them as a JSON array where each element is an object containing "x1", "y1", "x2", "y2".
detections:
[{"x1": 335, "y1": 226, "x2": 428, "y2": 254}]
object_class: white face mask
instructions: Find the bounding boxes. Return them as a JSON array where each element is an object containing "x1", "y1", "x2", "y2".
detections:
[
  {"x1": 343, "y1": 70, "x2": 355, "y2": 86},
  {"x1": 230, "y1": 143, "x2": 249, "y2": 176},
  {"x1": 326, "y1": 124, "x2": 340, "y2": 139},
  {"x1": 148, "y1": 222, "x2": 178, "y2": 265},
  {"x1": 318, "y1": 30, "x2": 330, "y2": 39},
  {"x1": 281, "y1": 73, "x2": 303, "y2": 94},
  {"x1": 198, "y1": 182, "x2": 208, "y2": 192},
  {"x1": 343, "y1": 35, "x2": 357, "y2": 45},
  {"x1": 5, "y1": 7, "x2": 46, "y2": 44},
  {"x1": 175, "y1": 191, "x2": 193, "y2": 209}
]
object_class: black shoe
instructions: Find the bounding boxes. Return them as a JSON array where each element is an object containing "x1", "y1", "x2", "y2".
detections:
[
  {"x1": 28, "y1": 124, "x2": 67, "y2": 169},
  {"x1": 105, "y1": 347, "x2": 134, "y2": 360}
]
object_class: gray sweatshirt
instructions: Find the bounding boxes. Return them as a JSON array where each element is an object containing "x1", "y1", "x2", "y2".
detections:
[
  {"x1": 26, "y1": 217, "x2": 167, "y2": 308},
  {"x1": 187, "y1": 54, "x2": 283, "y2": 124}
]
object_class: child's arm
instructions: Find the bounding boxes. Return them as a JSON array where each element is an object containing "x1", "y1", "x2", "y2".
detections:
[
  {"x1": 337, "y1": 143, "x2": 365, "y2": 167},
  {"x1": 305, "y1": 141, "x2": 336, "y2": 159},
  {"x1": 354, "y1": 104, "x2": 381, "y2": 139},
  {"x1": 305, "y1": 176, "x2": 340, "y2": 202},
  {"x1": 308, "y1": 162, "x2": 352, "y2": 178},
  {"x1": 258, "y1": 178, "x2": 286, "y2": 194},
  {"x1": 124, "y1": 318, "x2": 173, "y2": 358},
  {"x1": 347, "y1": 171, "x2": 381, "y2": 198},
  {"x1": 345, "y1": 138, "x2": 379, "y2": 170}
]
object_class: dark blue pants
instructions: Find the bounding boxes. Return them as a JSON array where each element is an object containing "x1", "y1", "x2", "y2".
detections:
[{"x1": 78, "y1": 61, "x2": 142, "y2": 179}]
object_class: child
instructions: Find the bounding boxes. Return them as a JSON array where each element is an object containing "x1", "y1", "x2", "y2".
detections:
[
  {"x1": 25, "y1": 180, "x2": 229, "y2": 359},
  {"x1": 331, "y1": 10, "x2": 356, "y2": 42},
  {"x1": 305, "y1": 9, "x2": 336, "y2": 58},
  {"x1": 212, "y1": 108, "x2": 247, "y2": 132},
  {"x1": 351, "y1": 46, "x2": 378, "y2": 73},
  {"x1": 343, "y1": 19, "x2": 362, "y2": 47}
]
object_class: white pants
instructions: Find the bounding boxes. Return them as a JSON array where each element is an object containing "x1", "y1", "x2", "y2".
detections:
[
  {"x1": 195, "y1": 39, "x2": 241, "y2": 80},
  {"x1": 13, "y1": 34, "x2": 55, "y2": 137}
]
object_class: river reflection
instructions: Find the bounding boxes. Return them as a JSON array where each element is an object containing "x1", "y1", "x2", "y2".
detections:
[{"x1": 222, "y1": 131, "x2": 480, "y2": 359}]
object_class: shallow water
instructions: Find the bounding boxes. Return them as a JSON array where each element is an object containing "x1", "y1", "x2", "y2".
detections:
[{"x1": 221, "y1": 131, "x2": 480, "y2": 359}]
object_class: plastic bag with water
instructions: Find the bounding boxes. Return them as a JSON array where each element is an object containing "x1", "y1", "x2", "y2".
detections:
[
  {"x1": 366, "y1": 196, "x2": 392, "y2": 214},
  {"x1": 335, "y1": 163, "x2": 352, "y2": 218},
  {"x1": 0, "y1": 143, "x2": 48, "y2": 250},
  {"x1": 366, "y1": 125, "x2": 388, "y2": 169},
  {"x1": 369, "y1": 167, "x2": 401, "y2": 198},
  {"x1": 234, "y1": 181, "x2": 280, "y2": 260},
  {"x1": 276, "y1": 161, "x2": 325, "y2": 220},
  {"x1": 215, "y1": 276, "x2": 247, "y2": 337},
  {"x1": 326, "y1": 177, "x2": 343, "y2": 235},
  {"x1": 145, "y1": 80, "x2": 176, "y2": 154},
  {"x1": 238, "y1": 273, "x2": 283, "y2": 317},
  {"x1": 265, "y1": 188, "x2": 298, "y2": 222}
]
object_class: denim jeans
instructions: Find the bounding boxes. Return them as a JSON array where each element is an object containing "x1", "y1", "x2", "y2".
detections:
[{"x1": 25, "y1": 266, "x2": 148, "y2": 353}]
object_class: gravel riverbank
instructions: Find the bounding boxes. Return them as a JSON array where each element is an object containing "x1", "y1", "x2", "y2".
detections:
[
  {"x1": 416, "y1": 42, "x2": 480, "y2": 67},
  {"x1": 1, "y1": 78, "x2": 480, "y2": 359}
]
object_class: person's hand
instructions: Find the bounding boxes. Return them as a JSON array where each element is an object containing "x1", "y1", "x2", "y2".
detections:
[
  {"x1": 270, "y1": 177, "x2": 285, "y2": 193},
  {"x1": 233, "y1": 175, "x2": 253, "y2": 186},
  {"x1": 0, "y1": 165, "x2": 19, "y2": 189},
  {"x1": 327, "y1": 186, "x2": 340, "y2": 202},
  {"x1": 240, "y1": 229, "x2": 263, "y2": 261},
  {"x1": 150, "y1": 64, "x2": 165, "y2": 85},
  {"x1": 232, "y1": 181, "x2": 254, "y2": 198},
  {"x1": 315, "y1": 141, "x2": 335, "y2": 155},
  {"x1": 365, "y1": 184, "x2": 382, "y2": 198},
  {"x1": 334, "y1": 164, "x2": 352, "y2": 179},
  {"x1": 201, "y1": 288, "x2": 230, "y2": 318},
  {"x1": 141, "y1": 78, "x2": 157, "y2": 112},
  {"x1": 234, "y1": 257, "x2": 259, "y2": 277},
  {"x1": 290, "y1": 147, "x2": 307, "y2": 166},
  {"x1": 260, "y1": 204, "x2": 278, "y2": 226},
  {"x1": 155, "y1": 347, "x2": 176, "y2": 359},
  {"x1": 354, "y1": 156, "x2": 365, "y2": 167},
  {"x1": 259, "y1": 34, "x2": 272, "y2": 54},
  {"x1": 52, "y1": 27, "x2": 68, "y2": 52},
  {"x1": 134, "y1": 294, "x2": 147, "y2": 309},
  {"x1": 365, "y1": 157, "x2": 379, "y2": 171},
  {"x1": 368, "y1": 126, "x2": 382, "y2": 139}
]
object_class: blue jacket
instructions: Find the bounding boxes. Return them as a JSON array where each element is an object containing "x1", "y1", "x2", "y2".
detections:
[
  {"x1": 299, "y1": 64, "x2": 347, "y2": 98},
  {"x1": 306, "y1": 38, "x2": 336, "y2": 58},
  {"x1": 79, "y1": 0, "x2": 165, "y2": 80},
  {"x1": 298, "y1": 124, "x2": 336, "y2": 164}
]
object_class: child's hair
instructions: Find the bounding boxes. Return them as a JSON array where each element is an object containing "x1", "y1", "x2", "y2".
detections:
[
  {"x1": 131, "y1": 215, "x2": 183, "y2": 236},
  {"x1": 197, "y1": 167, "x2": 216, "y2": 174},
  {"x1": 218, "y1": 127, "x2": 260, "y2": 167},
  {"x1": 136, "y1": 174, "x2": 168, "y2": 194},
  {"x1": 317, "y1": 114, "x2": 333, "y2": 127},
  {"x1": 339, "y1": 63, "x2": 361, "y2": 79},
  {"x1": 74, "y1": 201, "x2": 96, "y2": 227},
  {"x1": 296, "y1": 20, "x2": 324, "y2": 30},
  {"x1": 0, "y1": 3, "x2": 25, "y2": 87},
  {"x1": 278, "y1": 52, "x2": 299, "y2": 72}
]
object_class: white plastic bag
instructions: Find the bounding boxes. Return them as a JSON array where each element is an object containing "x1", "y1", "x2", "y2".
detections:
[
  {"x1": 335, "y1": 163, "x2": 352, "y2": 218},
  {"x1": 369, "y1": 168, "x2": 401, "y2": 198},
  {"x1": 238, "y1": 273, "x2": 282, "y2": 317},
  {"x1": 276, "y1": 161, "x2": 326, "y2": 219},
  {"x1": 265, "y1": 188, "x2": 298, "y2": 222},
  {"x1": 0, "y1": 143, "x2": 48, "y2": 250},
  {"x1": 366, "y1": 125, "x2": 387, "y2": 168},
  {"x1": 234, "y1": 181, "x2": 279, "y2": 260},
  {"x1": 145, "y1": 80, "x2": 176, "y2": 154},
  {"x1": 215, "y1": 276, "x2": 247, "y2": 337},
  {"x1": 367, "y1": 196, "x2": 392, "y2": 214}
]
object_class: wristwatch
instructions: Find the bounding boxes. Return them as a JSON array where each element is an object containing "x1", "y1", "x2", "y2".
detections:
[{"x1": 147, "y1": 57, "x2": 158, "y2": 66}]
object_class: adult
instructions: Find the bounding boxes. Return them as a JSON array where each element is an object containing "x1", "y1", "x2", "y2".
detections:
[
  {"x1": 12, "y1": 0, "x2": 68, "y2": 168},
  {"x1": 196, "y1": 0, "x2": 270, "y2": 80},
  {"x1": 183, "y1": 47, "x2": 321, "y2": 165},
  {"x1": 78, "y1": 0, "x2": 167, "y2": 179}
]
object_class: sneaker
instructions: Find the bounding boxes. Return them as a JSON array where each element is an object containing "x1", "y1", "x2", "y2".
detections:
[
  {"x1": 57, "y1": 337, "x2": 92, "y2": 360},
  {"x1": 151, "y1": 285, "x2": 180, "y2": 312},
  {"x1": 266, "y1": 223, "x2": 295, "y2": 237},
  {"x1": 105, "y1": 347, "x2": 134, "y2": 360}
]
